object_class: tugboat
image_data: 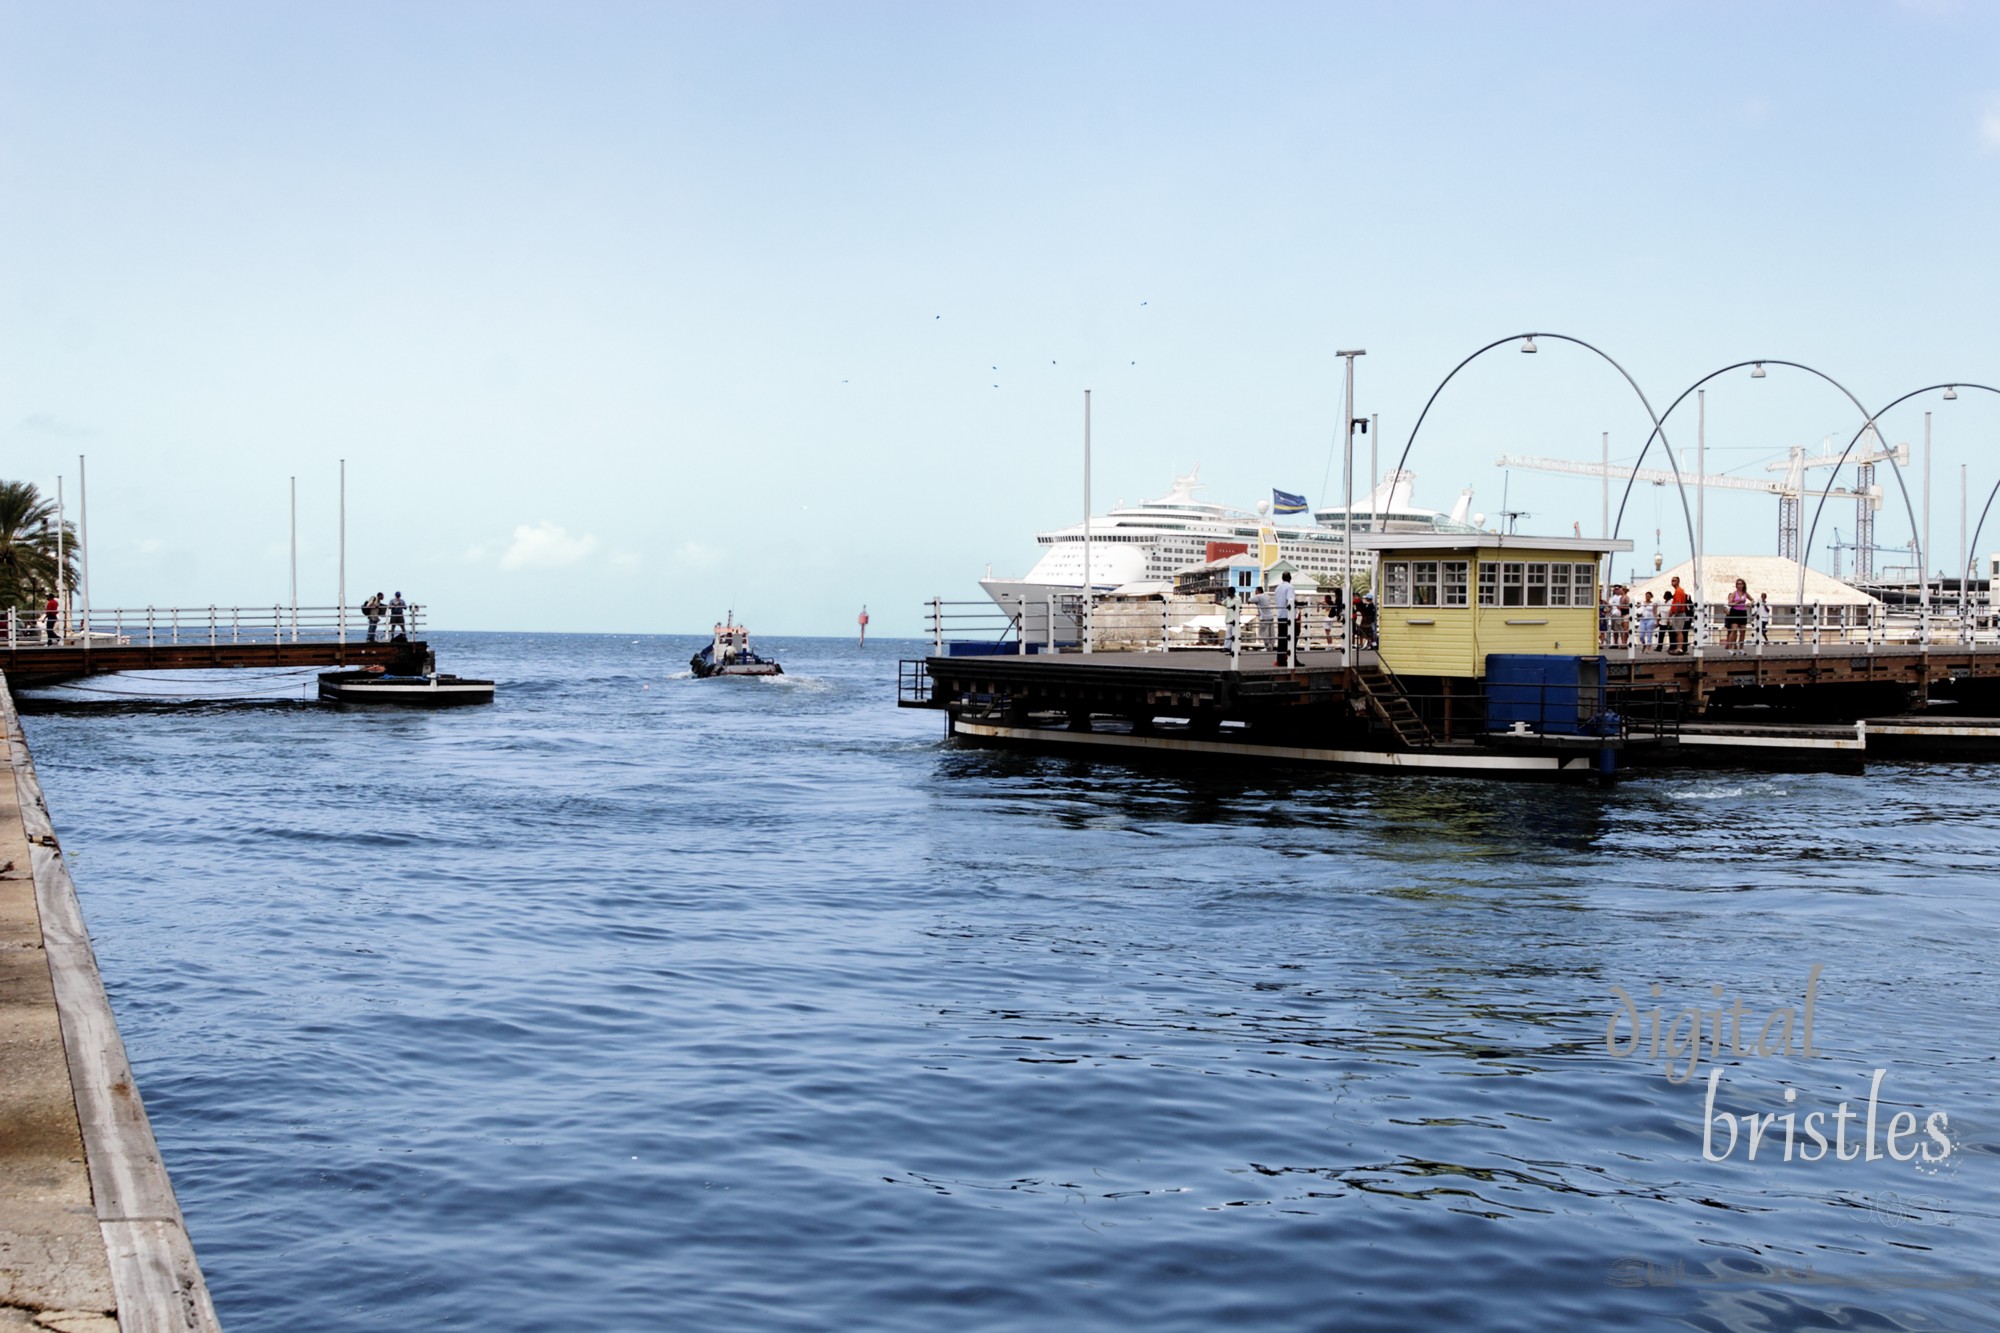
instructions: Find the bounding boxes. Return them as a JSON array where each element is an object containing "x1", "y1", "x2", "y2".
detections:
[
  {"x1": 318, "y1": 648, "x2": 495, "y2": 705},
  {"x1": 690, "y1": 614, "x2": 782, "y2": 678}
]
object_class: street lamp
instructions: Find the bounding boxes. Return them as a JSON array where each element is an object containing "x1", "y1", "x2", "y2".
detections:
[
  {"x1": 1519, "y1": 336, "x2": 1538, "y2": 354},
  {"x1": 1944, "y1": 386, "x2": 1959, "y2": 400},
  {"x1": 1751, "y1": 363, "x2": 1767, "y2": 378}
]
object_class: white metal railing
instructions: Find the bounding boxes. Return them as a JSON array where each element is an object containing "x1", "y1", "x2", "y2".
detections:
[
  {"x1": 921, "y1": 594, "x2": 1359, "y2": 661},
  {"x1": 1598, "y1": 599, "x2": 2000, "y2": 654},
  {"x1": 2, "y1": 604, "x2": 425, "y2": 649},
  {"x1": 922, "y1": 593, "x2": 2000, "y2": 665}
]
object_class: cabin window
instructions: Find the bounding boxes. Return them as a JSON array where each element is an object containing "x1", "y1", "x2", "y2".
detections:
[
  {"x1": 1501, "y1": 561, "x2": 1526, "y2": 607},
  {"x1": 1411, "y1": 561, "x2": 1440, "y2": 607},
  {"x1": 1442, "y1": 561, "x2": 1469, "y2": 606},
  {"x1": 1384, "y1": 561, "x2": 1412, "y2": 606},
  {"x1": 1549, "y1": 563, "x2": 1572, "y2": 607},
  {"x1": 1572, "y1": 563, "x2": 1597, "y2": 604},
  {"x1": 1525, "y1": 562, "x2": 1550, "y2": 607},
  {"x1": 1478, "y1": 562, "x2": 1499, "y2": 606}
]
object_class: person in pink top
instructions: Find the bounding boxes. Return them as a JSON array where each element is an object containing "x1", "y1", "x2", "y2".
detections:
[{"x1": 1725, "y1": 578, "x2": 1752, "y2": 652}]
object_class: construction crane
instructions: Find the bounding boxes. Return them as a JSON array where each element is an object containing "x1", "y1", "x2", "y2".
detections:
[
  {"x1": 1495, "y1": 453, "x2": 1880, "y2": 559},
  {"x1": 1765, "y1": 429, "x2": 1907, "y2": 577}
]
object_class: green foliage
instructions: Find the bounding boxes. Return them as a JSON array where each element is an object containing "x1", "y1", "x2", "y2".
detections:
[
  {"x1": 1313, "y1": 570, "x2": 1373, "y2": 595},
  {"x1": 0, "y1": 481, "x2": 79, "y2": 610}
]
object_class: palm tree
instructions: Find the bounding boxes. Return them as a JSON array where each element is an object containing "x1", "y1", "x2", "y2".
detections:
[{"x1": 0, "y1": 480, "x2": 79, "y2": 614}]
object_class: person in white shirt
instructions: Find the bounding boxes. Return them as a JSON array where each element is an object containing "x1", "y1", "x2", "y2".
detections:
[
  {"x1": 1252, "y1": 585, "x2": 1273, "y2": 649},
  {"x1": 1274, "y1": 572, "x2": 1297, "y2": 660}
]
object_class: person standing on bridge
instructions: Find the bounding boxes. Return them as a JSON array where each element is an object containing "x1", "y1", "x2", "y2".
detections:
[
  {"x1": 1725, "y1": 578, "x2": 1751, "y2": 653},
  {"x1": 43, "y1": 591, "x2": 58, "y2": 645},
  {"x1": 1273, "y1": 572, "x2": 1296, "y2": 661},
  {"x1": 364, "y1": 592, "x2": 385, "y2": 642},
  {"x1": 1666, "y1": 577, "x2": 1692, "y2": 655},
  {"x1": 388, "y1": 591, "x2": 407, "y2": 639}
]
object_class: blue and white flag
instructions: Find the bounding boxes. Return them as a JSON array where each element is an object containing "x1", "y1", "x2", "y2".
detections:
[{"x1": 1272, "y1": 488, "x2": 1309, "y2": 514}]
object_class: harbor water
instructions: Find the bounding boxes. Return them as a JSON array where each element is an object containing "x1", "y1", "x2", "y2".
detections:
[{"x1": 19, "y1": 633, "x2": 2000, "y2": 1331}]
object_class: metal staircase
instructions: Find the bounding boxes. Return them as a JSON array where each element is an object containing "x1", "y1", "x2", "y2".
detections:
[{"x1": 1351, "y1": 663, "x2": 1435, "y2": 749}]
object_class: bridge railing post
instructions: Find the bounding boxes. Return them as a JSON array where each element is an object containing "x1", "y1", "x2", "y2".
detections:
[
  {"x1": 208, "y1": 605, "x2": 216, "y2": 646},
  {"x1": 230, "y1": 607, "x2": 239, "y2": 645},
  {"x1": 170, "y1": 606, "x2": 178, "y2": 645}
]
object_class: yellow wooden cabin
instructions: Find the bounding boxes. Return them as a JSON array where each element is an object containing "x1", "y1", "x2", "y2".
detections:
[{"x1": 1353, "y1": 532, "x2": 1633, "y2": 678}]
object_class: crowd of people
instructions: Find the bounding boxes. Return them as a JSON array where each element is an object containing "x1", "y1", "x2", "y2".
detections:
[
  {"x1": 1599, "y1": 579, "x2": 1773, "y2": 654},
  {"x1": 1235, "y1": 574, "x2": 1378, "y2": 657}
]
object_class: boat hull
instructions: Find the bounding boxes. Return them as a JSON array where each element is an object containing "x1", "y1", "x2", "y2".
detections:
[
  {"x1": 317, "y1": 672, "x2": 495, "y2": 706},
  {"x1": 689, "y1": 655, "x2": 782, "y2": 678}
]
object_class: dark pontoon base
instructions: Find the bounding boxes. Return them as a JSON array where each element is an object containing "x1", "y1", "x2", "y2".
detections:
[{"x1": 905, "y1": 646, "x2": 2000, "y2": 778}]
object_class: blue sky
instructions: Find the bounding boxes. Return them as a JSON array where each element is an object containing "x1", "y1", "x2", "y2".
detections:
[{"x1": 5, "y1": 1, "x2": 1998, "y2": 633}]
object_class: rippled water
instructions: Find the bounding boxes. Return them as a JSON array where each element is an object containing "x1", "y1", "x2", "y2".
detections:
[{"x1": 18, "y1": 633, "x2": 2000, "y2": 1331}]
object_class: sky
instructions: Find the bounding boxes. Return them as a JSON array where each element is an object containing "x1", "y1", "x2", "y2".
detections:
[{"x1": 4, "y1": 0, "x2": 1999, "y2": 635}]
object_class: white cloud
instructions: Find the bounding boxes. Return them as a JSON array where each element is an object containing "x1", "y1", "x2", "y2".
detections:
[
  {"x1": 608, "y1": 552, "x2": 641, "y2": 571},
  {"x1": 499, "y1": 520, "x2": 600, "y2": 571},
  {"x1": 671, "y1": 541, "x2": 724, "y2": 569}
]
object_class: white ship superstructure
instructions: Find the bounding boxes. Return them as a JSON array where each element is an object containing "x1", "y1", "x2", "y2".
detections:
[{"x1": 981, "y1": 467, "x2": 1481, "y2": 608}]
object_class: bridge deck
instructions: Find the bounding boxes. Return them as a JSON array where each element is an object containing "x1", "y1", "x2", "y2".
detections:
[{"x1": 0, "y1": 639, "x2": 426, "y2": 687}]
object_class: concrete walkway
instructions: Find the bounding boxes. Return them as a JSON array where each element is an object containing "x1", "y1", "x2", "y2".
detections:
[{"x1": 0, "y1": 675, "x2": 219, "y2": 1332}]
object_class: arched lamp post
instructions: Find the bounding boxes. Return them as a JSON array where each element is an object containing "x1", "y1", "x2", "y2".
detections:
[
  {"x1": 1392, "y1": 331, "x2": 1698, "y2": 626},
  {"x1": 1798, "y1": 382, "x2": 2000, "y2": 644},
  {"x1": 1601, "y1": 358, "x2": 1920, "y2": 648}
]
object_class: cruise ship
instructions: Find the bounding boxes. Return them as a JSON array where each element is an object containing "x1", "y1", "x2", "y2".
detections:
[{"x1": 980, "y1": 466, "x2": 1484, "y2": 610}]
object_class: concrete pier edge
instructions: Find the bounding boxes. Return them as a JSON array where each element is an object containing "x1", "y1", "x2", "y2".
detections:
[{"x1": 1, "y1": 674, "x2": 221, "y2": 1333}]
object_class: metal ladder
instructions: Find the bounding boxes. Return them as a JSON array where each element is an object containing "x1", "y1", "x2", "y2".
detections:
[{"x1": 1351, "y1": 663, "x2": 1435, "y2": 749}]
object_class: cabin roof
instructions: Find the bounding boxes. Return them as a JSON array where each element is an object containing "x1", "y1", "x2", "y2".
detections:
[{"x1": 1352, "y1": 532, "x2": 1632, "y2": 555}]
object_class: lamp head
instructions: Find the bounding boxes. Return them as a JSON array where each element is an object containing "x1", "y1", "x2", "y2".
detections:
[
  {"x1": 1751, "y1": 363, "x2": 1767, "y2": 379},
  {"x1": 1520, "y1": 336, "x2": 1538, "y2": 354},
  {"x1": 1944, "y1": 385, "x2": 1959, "y2": 400}
]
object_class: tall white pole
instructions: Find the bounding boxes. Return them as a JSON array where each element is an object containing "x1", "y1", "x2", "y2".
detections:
[
  {"x1": 339, "y1": 459, "x2": 347, "y2": 646},
  {"x1": 77, "y1": 455, "x2": 89, "y2": 637},
  {"x1": 1695, "y1": 390, "x2": 1706, "y2": 651},
  {"x1": 1960, "y1": 462, "x2": 1968, "y2": 624},
  {"x1": 1082, "y1": 390, "x2": 1091, "y2": 654},
  {"x1": 1337, "y1": 350, "x2": 1365, "y2": 663},
  {"x1": 55, "y1": 477, "x2": 66, "y2": 638},
  {"x1": 1922, "y1": 411, "x2": 1932, "y2": 615},
  {"x1": 1912, "y1": 410, "x2": 1928, "y2": 596},
  {"x1": 290, "y1": 476, "x2": 298, "y2": 642},
  {"x1": 1368, "y1": 413, "x2": 1379, "y2": 534},
  {"x1": 1602, "y1": 429, "x2": 1611, "y2": 591}
]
